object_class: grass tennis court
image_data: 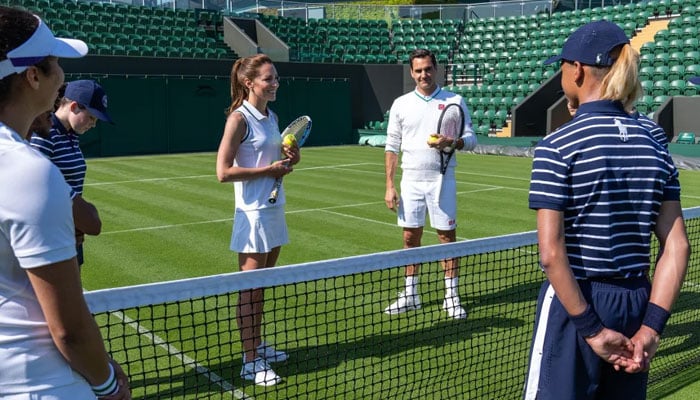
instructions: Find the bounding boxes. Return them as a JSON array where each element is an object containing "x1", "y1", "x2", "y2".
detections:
[{"x1": 81, "y1": 146, "x2": 700, "y2": 399}]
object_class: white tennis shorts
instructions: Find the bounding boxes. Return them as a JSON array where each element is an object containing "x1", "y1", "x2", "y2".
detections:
[
  {"x1": 230, "y1": 206, "x2": 289, "y2": 253},
  {"x1": 397, "y1": 173, "x2": 457, "y2": 231}
]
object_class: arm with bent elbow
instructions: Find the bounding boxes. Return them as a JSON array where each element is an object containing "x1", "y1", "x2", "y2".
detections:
[
  {"x1": 536, "y1": 209, "x2": 639, "y2": 371},
  {"x1": 73, "y1": 194, "x2": 101, "y2": 236},
  {"x1": 629, "y1": 200, "x2": 690, "y2": 371}
]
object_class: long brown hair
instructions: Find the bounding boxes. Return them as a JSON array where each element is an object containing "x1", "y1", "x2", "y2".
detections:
[{"x1": 225, "y1": 54, "x2": 273, "y2": 115}]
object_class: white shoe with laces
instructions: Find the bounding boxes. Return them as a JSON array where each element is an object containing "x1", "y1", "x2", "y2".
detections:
[
  {"x1": 241, "y1": 357, "x2": 282, "y2": 386},
  {"x1": 257, "y1": 341, "x2": 288, "y2": 362},
  {"x1": 384, "y1": 291, "x2": 421, "y2": 315},
  {"x1": 443, "y1": 296, "x2": 467, "y2": 319}
]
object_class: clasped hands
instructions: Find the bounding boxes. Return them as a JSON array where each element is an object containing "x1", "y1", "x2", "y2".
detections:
[{"x1": 586, "y1": 325, "x2": 660, "y2": 373}]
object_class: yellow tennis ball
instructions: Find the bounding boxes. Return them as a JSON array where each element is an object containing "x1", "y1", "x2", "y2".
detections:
[
  {"x1": 283, "y1": 134, "x2": 297, "y2": 147},
  {"x1": 427, "y1": 134, "x2": 440, "y2": 145}
]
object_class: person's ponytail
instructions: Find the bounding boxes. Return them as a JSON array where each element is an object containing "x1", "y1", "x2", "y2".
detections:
[
  {"x1": 600, "y1": 44, "x2": 642, "y2": 112},
  {"x1": 226, "y1": 58, "x2": 246, "y2": 115}
]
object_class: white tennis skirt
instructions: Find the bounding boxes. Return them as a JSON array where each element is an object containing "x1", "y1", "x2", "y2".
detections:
[{"x1": 230, "y1": 207, "x2": 289, "y2": 253}]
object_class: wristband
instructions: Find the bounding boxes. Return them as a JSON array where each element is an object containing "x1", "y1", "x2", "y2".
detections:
[
  {"x1": 91, "y1": 363, "x2": 118, "y2": 397},
  {"x1": 569, "y1": 304, "x2": 604, "y2": 338},
  {"x1": 643, "y1": 302, "x2": 671, "y2": 335}
]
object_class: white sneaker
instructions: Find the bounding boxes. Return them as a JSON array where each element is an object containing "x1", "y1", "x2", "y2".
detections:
[
  {"x1": 443, "y1": 296, "x2": 467, "y2": 319},
  {"x1": 257, "y1": 341, "x2": 288, "y2": 362},
  {"x1": 384, "y1": 291, "x2": 421, "y2": 315},
  {"x1": 241, "y1": 357, "x2": 282, "y2": 386}
]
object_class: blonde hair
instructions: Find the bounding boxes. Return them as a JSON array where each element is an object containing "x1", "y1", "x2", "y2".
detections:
[
  {"x1": 598, "y1": 44, "x2": 642, "y2": 112},
  {"x1": 225, "y1": 54, "x2": 273, "y2": 115}
]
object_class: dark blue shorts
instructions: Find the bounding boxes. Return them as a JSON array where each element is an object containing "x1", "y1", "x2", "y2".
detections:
[{"x1": 523, "y1": 277, "x2": 650, "y2": 400}]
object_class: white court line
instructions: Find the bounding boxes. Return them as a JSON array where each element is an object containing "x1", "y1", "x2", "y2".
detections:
[
  {"x1": 112, "y1": 310, "x2": 251, "y2": 400},
  {"x1": 102, "y1": 218, "x2": 232, "y2": 235},
  {"x1": 458, "y1": 171, "x2": 531, "y2": 181},
  {"x1": 85, "y1": 163, "x2": 374, "y2": 186},
  {"x1": 101, "y1": 187, "x2": 509, "y2": 236},
  {"x1": 86, "y1": 175, "x2": 212, "y2": 186},
  {"x1": 318, "y1": 208, "x2": 470, "y2": 241}
]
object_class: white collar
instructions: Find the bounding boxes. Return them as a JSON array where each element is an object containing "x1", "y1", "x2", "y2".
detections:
[
  {"x1": 241, "y1": 100, "x2": 269, "y2": 121},
  {"x1": 0, "y1": 122, "x2": 28, "y2": 143},
  {"x1": 414, "y1": 86, "x2": 441, "y2": 102}
]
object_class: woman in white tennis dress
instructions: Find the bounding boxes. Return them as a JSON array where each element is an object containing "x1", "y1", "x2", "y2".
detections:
[{"x1": 216, "y1": 54, "x2": 300, "y2": 386}]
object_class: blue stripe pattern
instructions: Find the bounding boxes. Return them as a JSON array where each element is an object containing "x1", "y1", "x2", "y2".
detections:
[
  {"x1": 529, "y1": 100, "x2": 680, "y2": 278},
  {"x1": 29, "y1": 115, "x2": 86, "y2": 196}
]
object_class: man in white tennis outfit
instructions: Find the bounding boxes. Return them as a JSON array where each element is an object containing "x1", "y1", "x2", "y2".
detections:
[{"x1": 384, "y1": 48, "x2": 477, "y2": 319}]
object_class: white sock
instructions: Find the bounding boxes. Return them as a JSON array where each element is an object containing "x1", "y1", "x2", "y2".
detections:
[
  {"x1": 445, "y1": 277, "x2": 458, "y2": 299},
  {"x1": 405, "y1": 276, "x2": 419, "y2": 296}
]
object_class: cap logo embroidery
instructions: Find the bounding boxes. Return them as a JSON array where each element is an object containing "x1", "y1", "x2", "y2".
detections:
[
  {"x1": 596, "y1": 53, "x2": 603, "y2": 65},
  {"x1": 102, "y1": 95, "x2": 108, "y2": 108}
]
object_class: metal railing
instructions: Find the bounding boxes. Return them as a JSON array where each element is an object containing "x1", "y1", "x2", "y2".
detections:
[{"x1": 106, "y1": 0, "x2": 646, "y2": 17}]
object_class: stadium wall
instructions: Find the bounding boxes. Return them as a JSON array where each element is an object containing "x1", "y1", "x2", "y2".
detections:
[{"x1": 60, "y1": 56, "x2": 414, "y2": 156}]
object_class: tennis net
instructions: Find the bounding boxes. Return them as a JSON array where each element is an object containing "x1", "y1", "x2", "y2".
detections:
[{"x1": 85, "y1": 206, "x2": 700, "y2": 399}]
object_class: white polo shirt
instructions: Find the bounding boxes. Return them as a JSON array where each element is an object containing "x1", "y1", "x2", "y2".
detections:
[
  {"x1": 0, "y1": 123, "x2": 79, "y2": 394},
  {"x1": 385, "y1": 86, "x2": 476, "y2": 181},
  {"x1": 232, "y1": 101, "x2": 284, "y2": 211}
]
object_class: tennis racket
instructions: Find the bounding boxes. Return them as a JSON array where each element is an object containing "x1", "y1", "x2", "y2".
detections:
[
  {"x1": 436, "y1": 103, "x2": 465, "y2": 175},
  {"x1": 268, "y1": 115, "x2": 312, "y2": 204}
]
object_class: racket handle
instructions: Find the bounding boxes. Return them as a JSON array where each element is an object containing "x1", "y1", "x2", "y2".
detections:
[{"x1": 268, "y1": 178, "x2": 282, "y2": 204}]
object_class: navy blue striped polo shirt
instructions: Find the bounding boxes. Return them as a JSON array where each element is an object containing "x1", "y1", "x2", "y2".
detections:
[
  {"x1": 634, "y1": 111, "x2": 668, "y2": 148},
  {"x1": 29, "y1": 115, "x2": 85, "y2": 198},
  {"x1": 529, "y1": 100, "x2": 681, "y2": 279}
]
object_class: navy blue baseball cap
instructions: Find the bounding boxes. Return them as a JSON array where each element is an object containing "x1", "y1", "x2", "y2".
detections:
[
  {"x1": 689, "y1": 77, "x2": 700, "y2": 85},
  {"x1": 64, "y1": 79, "x2": 114, "y2": 124},
  {"x1": 544, "y1": 20, "x2": 629, "y2": 66}
]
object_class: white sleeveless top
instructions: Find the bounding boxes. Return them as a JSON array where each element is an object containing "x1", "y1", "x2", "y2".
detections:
[{"x1": 233, "y1": 101, "x2": 284, "y2": 211}]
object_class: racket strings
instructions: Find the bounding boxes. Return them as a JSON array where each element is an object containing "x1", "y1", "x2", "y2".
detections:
[{"x1": 439, "y1": 111, "x2": 464, "y2": 139}]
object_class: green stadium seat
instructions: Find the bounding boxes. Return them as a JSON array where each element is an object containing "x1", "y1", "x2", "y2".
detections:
[
  {"x1": 676, "y1": 132, "x2": 696, "y2": 144},
  {"x1": 668, "y1": 65, "x2": 685, "y2": 81},
  {"x1": 111, "y1": 45, "x2": 126, "y2": 56},
  {"x1": 653, "y1": 66, "x2": 670, "y2": 81},
  {"x1": 124, "y1": 45, "x2": 140, "y2": 57},
  {"x1": 683, "y1": 38, "x2": 699, "y2": 53},
  {"x1": 653, "y1": 53, "x2": 670, "y2": 67},
  {"x1": 668, "y1": 80, "x2": 686, "y2": 96},
  {"x1": 639, "y1": 41, "x2": 656, "y2": 56},
  {"x1": 654, "y1": 29, "x2": 669, "y2": 42},
  {"x1": 684, "y1": 84, "x2": 699, "y2": 96},
  {"x1": 342, "y1": 53, "x2": 355, "y2": 63},
  {"x1": 683, "y1": 5, "x2": 698, "y2": 16},
  {"x1": 652, "y1": 80, "x2": 670, "y2": 96},
  {"x1": 670, "y1": 0, "x2": 683, "y2": 14},
  {"x1": 637, "y1": 95, "x2": 654, "y2": 113},
  {"x1": 686, "y1": 64, "x2": 700, "y2": 80},
  {"x1": 653, "y1": 95, "x2": 669, "y2": 108},
  {"x1": 669, "y1": 51, "x2": 684, "y2": 66},
  {"x1": 684, "y1": 51, "x2": 700, "y2": 67}
]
